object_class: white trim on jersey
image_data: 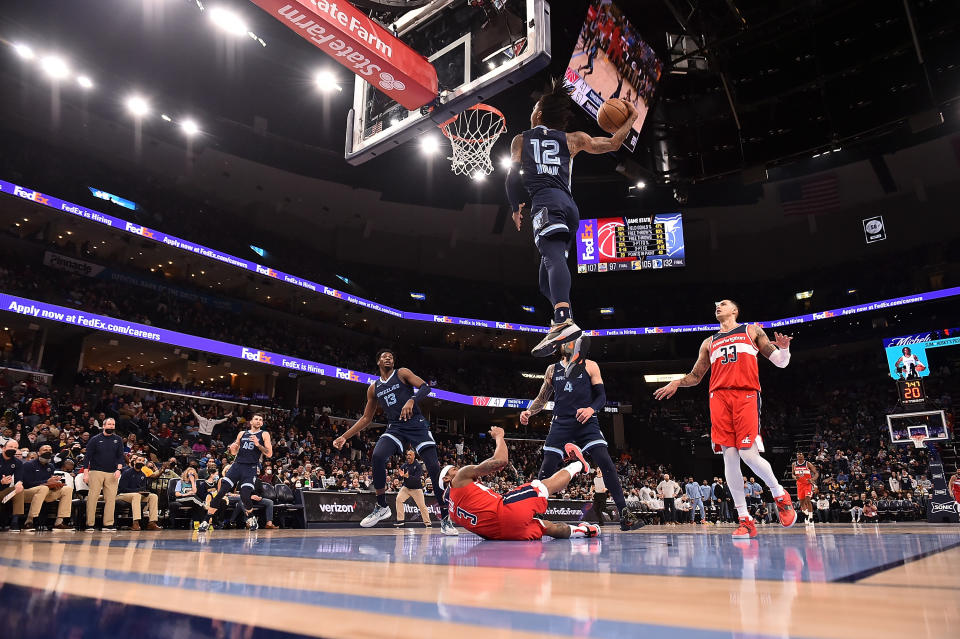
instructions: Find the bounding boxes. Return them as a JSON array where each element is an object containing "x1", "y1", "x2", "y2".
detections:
[
  {"x1": 378, "y1": 370, "x2": 397, "y2": 384},
  {"x1": 709, "y1": 341, "x2": 759, "y2": 364}
]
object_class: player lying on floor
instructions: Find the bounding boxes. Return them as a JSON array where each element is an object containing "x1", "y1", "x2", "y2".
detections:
[{"x1": 439, "y1": 426, "x2": 600, "y2": 540}]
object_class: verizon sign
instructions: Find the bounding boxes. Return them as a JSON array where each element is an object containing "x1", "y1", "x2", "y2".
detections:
[{"x1": 249, "y1": 0, "x2": 438, "y2": 110}]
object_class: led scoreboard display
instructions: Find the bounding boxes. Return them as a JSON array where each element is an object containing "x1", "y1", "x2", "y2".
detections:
[
  {"x1": 575, "y1": 213, "x2": 686, "y2": 273},
  {"x1": 897, "y1": 379, "x2": 926, "y2": 405}
]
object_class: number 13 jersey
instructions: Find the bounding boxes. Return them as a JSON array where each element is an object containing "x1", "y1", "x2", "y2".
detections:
[{"x1": 709, "y1": 324, "x2": 760, "y2": 392}]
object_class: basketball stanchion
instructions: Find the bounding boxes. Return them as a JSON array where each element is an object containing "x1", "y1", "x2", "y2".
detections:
[{"x1": 438, "y1": 103, "x2": 507, "y2": 178}]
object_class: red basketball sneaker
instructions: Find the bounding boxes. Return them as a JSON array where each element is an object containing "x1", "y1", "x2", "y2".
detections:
[
  {"x1": 774, "y1": 493, "x2": 797, "y2": 528},
  {"x1": 732, "y1": 516, "x2": 758, "y2": 539}
]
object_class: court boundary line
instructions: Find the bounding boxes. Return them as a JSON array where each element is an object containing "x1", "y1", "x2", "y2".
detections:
[{"x1": 830, "y1": 539, "x2": 960, "y2": 583}]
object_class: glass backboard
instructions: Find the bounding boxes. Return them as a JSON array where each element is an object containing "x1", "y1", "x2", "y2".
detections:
[
  {"x1": 346, "y1": 0, "x2": 551, "y2": 165},
  {"x1": 887, "y1": 410, "x2": 950, "y2": 445}
]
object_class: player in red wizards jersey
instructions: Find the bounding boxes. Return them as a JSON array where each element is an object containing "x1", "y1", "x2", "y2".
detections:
[
  {"x1": 654, "y1": 299, "x2": 797, "y2": 539},
  {"x1": 439, "y1": 426, "x2": 600, "y2": 541},
  {"x1": 792, "y1": 452, "x2": 820, "y2": 526}
]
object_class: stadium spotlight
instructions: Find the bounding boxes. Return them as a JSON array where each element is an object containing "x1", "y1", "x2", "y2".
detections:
[
  {"x1": 180, "y1": 119, "x2": 200, "y2": 136},
  {"x1": 125, "y1": 95, "x2": 150, "y2": 117},
  {"x1": 635, "y1": 180, "x2": 646, "y2": 189},
  {"x1": 315, "y1": 69, "x2": 342, "y2": 93},
  {"x1": 13, "y1": 43, "x2": 34, "y2": 60},
  {"x1": 209, "y1": 7, "x2": 248, "y2": 36},
  {"x1": 471, "y1": 172, "x2": 485, "y2": 182},
  {"x1": 161, "y1": 114, "x2": 172, "y2": 122},
  {"x1": 420, "y1": 136, "x2": 440, "y2": 155},
  {"x1": 77, "y1": 75, "x2": 94, "y2": 89},
  {"x1": 795, "y1": 290, "x2": 814, "y2": 300},
  {"x1": 499, "y1": 156, "x2": 512, "y2": 170},
  {"x1": 40, "y1": 55, "x2": 69, "y2": 79}
]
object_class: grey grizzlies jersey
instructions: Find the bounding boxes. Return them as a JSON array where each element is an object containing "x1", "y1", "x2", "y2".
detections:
[
  {"x1": 551, "y1": 362, "x2": 592, "y2": 419},
  {"x1": 375, "y1": 370, "x2": 421, "y2": 423},
  {"x1": 521, "y1": 126, "x2": 573, "y2": 197},
  {"x1": 235, "y1": 430, "x2": 265, "y2": 465}
]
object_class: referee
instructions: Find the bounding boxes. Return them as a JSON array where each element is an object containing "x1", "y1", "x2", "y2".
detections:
[{"x1": 590, "y1": 470, "x2": 618, "y2": 525}]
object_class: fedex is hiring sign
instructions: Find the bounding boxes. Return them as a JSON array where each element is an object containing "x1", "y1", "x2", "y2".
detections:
[{"x1": 250, "y1": 0, "x2": 438, "y2": 110}]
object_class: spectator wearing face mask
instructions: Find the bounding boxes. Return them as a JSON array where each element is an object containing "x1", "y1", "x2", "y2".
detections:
[
  {"x1": 0, "y1": 439, "x2": 25, "y2": 530},
  {"x1": 16, "y1": 444, "x2": 74, "y2": 531},
  {"x1": 82, "y1": 417, "x2": 124, "y2": 532},
  {"x1": 117, "y1": 456, "x2": 162, "y2": 531}
]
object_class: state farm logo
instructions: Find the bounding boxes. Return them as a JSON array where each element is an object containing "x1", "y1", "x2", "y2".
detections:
[
  {"x1": 473, "y1": 397, "x2": 491, "y2": 407},
  {"x1": 378, "y1": 72, "x2": 405, "y2": 91}
]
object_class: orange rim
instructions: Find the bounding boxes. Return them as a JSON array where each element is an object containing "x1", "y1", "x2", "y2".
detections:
[{"x1": 438, "y1": 103, "x2": 507, "y2": 144}]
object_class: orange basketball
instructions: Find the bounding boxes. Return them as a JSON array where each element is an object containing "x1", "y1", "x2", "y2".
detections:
[{"x1": 597, "y1": 98, "x2": 629, "y2": 133}]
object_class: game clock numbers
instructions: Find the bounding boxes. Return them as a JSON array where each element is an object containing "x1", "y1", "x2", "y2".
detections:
[{"x1": 897, "y1": 379, "x2": 926, "y2": 405}]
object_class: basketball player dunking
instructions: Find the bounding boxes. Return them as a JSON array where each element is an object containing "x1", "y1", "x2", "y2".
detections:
[
  {"x1": 505, "y1": 79, "x2": 638, "y2": 357},
  {"x1": 439, "y1": 426, "x2": 600, "y2": 540},
  {"x1": 520, "y1": 336, "x2": 642, "y2": 530},
  {"x1": 792, "y1": 452, "x2": 820, "y2": 526},
  {"x1": 654, "y1": 300, "x2": 798, "y2": 539},
  {"x1": 333, "y1": 350, "x2": 458, "y2": 535},
  {"x1": 200, "y1": 413, "x2": 271, "y2": 532}
]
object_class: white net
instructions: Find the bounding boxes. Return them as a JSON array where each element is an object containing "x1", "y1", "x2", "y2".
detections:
[{"x1": 439, "y1": 104, "x2": 506, "y2": 178}]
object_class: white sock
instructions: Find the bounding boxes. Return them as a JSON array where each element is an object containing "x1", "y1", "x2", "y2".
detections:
[
  {"x1": 564, "y1": 461, "x2": 583, "y2": 478},
  {"x1": 736, "y1": 504, "x2": 751, "y2": 519},
  {"x1": 723, "y1": 447, "x2": 749, "y2": 520},
  {"x1": 738, "y1": 444, "x2": 785, "y2": 497}
]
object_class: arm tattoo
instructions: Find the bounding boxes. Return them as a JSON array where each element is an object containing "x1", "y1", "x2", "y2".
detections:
[
  {"x1": 677, "y1": 344, "x2": 710, "y2": 387},
  {"x1": 527, "y1": 366, "x2": 554, "y2": 414},
  {"x1": 754, "y1": 325, "x2": 778, "y2": 357},
  {"x1": 473, "y1": 458, "x2": 509, "y2": 477}
]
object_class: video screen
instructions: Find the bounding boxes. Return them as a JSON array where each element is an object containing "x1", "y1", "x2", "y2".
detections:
[
  {"x1": 565, "y1": 0, "x2": 662, "y2": 151},
  {"x1": 575, "y1": 213, "x2": 685, "y2": 273},
  {"x1": 883, "y1": 328, "x2": 960, "y2": 379}
]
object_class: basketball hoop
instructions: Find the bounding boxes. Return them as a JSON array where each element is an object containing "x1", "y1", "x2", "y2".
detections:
[
  {"x1": 438, "y1": 103, "x2": 507, "y2": 178},
  {"x1": 910, "y1": 434, "x2": 927, "y2": 449}
]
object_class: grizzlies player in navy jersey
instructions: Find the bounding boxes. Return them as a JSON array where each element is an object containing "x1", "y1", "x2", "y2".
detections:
[
  {"x1": 505, "y1": 79, "x2": 639, "y2": 357},
  {"x1": 200, "y1": 413, "x2": 271, "y2": 532},
  {"x1": 520, "y1": 337, "x2": 642, "y2": 530},
  {"x1": 334, "y1": 349, "x2": 458, "y2": 535}
]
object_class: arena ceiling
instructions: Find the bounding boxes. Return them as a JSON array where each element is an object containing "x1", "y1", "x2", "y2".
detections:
[{"x1": 0, "y1": 0, "x2": 958, "y2": 212}]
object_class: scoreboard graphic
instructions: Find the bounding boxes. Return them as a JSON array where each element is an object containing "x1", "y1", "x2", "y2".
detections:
[{"x1": 575, "y1": 213, "x2": 686, "y2": 273}]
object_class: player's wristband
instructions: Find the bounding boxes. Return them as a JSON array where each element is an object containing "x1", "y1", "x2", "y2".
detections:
[
  {"x1": 505, "y1": 166, "x2": 526, "y2": 211},
  {"x1": 589, "y1": 383, "x2": 606, "y2": 414},
  {"x1": 769, "y1": 348, "x2": 791, "y2": 368},
  {"x1": 413, "y1": 384, "x2": 432, "y2": 403}
]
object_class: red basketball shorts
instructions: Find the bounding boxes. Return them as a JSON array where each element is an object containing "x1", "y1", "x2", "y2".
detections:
[
  {"x1": 494, "y1": 481, "x2": 549, "y2": 541},
  {"x1": 710, "y1": 389, "x2": 761, "y2": 450},
  {"x1": 797, "y1": 482, "x2": 813, "y2": 501}
]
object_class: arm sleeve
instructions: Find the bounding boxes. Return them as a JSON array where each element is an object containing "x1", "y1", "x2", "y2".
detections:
[
  {"x1": 768, "y1": 347, "x2": 791, "y2": 368},
  {"x1": 413, "y1": 384, "x2": 431, "y2": 404},
  {"x1": 589, "y1": 383, "x2": 606, "y2": 413},
  {"x1": 505, "y1": 166, "x2": 527, "y2": 211}
]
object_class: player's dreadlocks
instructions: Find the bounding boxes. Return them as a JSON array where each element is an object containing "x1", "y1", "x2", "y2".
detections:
[{"x1": 536, "y1": 77, "x2": 575, "y2": 131}]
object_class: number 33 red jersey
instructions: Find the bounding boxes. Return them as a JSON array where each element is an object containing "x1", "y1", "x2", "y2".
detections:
[{"x1": 709, "y1": 324, "x2": 761, "y2": 392}]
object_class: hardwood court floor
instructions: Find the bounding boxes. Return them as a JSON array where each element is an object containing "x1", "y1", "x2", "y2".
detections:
[{"x1": 1, "y1": 523, "x2": 959, "y2": 639}]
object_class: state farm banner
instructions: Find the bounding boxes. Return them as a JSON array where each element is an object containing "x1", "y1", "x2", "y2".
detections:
[
  {"x1": 303, "y1": 491, "x2": 610, "y2": 525},
  {"x1": 249, "y1": 0, "x2": 438, "y2": 110}
]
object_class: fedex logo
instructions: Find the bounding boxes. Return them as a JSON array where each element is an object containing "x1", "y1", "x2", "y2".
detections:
[
  {"x1": 323, "y1": 286, "x2": 344, "y2": 299},
  {"x1": 335, "y1": 368, "x2": 361, "y2": 382},
  {"x1": 13, "y1": 186, "x2": 50, "y2": 205},
  {"x1": 124, "y1": 222, "x2": 156, "y2": 239},
  {"x1": 812, "y1": 311, "x2": 835, "y2": 320},
  {"x1": 579, "y1": 221, "x2": 595, "y2": 262},
  {"x1": 644, "y1": 327, "x2": 665, "y2": 334},
  {"x1": 241, "y1": 348, "x2": 273, "y2": 364},
  {"x1": 434, "y1": 316, "x2": 454, "y2": 323},
  {"x1": 256, "y1": 265, "x2": 278, "y2": 278},
  {"x1": 496, "y1": 322, "x2": 514, "y2": 330}
]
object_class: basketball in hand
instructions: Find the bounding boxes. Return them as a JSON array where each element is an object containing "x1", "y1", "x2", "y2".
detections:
[
  {"x1": 597, "y1": 98, "x2": 630, "y2": 133},
  {"x1": 916, "y1": 363, "x2": 926, "y2": 372}
]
